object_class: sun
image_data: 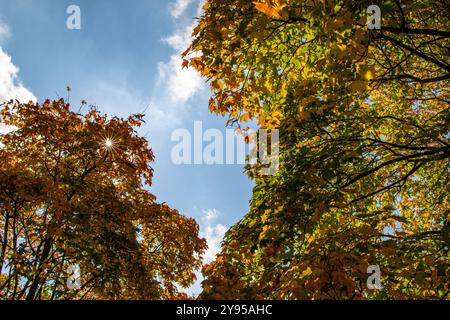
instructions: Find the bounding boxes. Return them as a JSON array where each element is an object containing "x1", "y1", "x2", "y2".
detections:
[
  {"x1": 104, "y1": 138, "x2": 114, "y2": 150},
  {"x1": 99, "y1": 133, "x2": 119, "y2": 156}
]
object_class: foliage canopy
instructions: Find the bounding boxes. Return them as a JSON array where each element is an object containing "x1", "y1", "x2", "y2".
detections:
[
  {"x1": 0, "y1": 99, "x2": 206, "y2": 300},
  {"x1": 185, "y1": 0, "x2": 450, "y2": 299}
]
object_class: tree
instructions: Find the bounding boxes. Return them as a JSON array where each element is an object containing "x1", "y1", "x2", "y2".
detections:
[
  {"x1": 185, "y1": 0, "x2": 450, "y2": 299},
  {"x1": 0, "y1": 99, "x2": 206, "y2": 300}
]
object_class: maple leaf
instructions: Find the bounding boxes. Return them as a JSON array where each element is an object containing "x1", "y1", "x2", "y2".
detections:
[
  {"x1": 253, "y1": 2, "x2": 281, "y2": 19},
  {"x1": 0, "y1": 99, "x2": 206, "y2": 300},
  {"x1": 189, "y1": 0, "x2": 450, "y2": 300}
]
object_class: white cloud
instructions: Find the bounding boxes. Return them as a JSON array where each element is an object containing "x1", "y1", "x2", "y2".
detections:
[
  {"x1": 0, "y1": 21, "x2": 35, "y2": 135},
  {"x1": 0, "y1": 45, "x2": 36, "y2": 135},
  {"x1": 0, "y1": 47, "x2": 36, "y2": 104},
  {"x1": 162, "y1": 23, "x2": 194, "y2": 52},
  {"x1": 201, "y1": 208, "x2": 219, "y2": 224},
  {"x1": 199, "y1": 209, "x2": 227, "y2": 264},
  {"x1": 157, "y1": 54, "x2": 204, "y2": 105},
  {"x1": 169, "y1": 0, "x2": 195, "y2": 18},
  {"x1": 203, "y1": 223, "x2": 228, "y2": 264},
  {"x1": 0, "y1": 22, "x2": 11, "y2": 43},
  {"x1": 154, "y1": 1, "x2": 206, "y2": 109},
  {"x1": 135, "y1": 5, "x2": 205, "y2": 140}
]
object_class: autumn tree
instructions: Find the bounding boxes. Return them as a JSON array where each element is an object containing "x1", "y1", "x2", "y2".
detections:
[
  {"x1": 185, "y1": 0, "x2": 450, "y2": 299},
  {"x1": 0, "y1": 99, "x2": 206, "y2": 300}
]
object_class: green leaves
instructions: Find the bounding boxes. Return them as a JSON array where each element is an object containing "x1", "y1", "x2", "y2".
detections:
[{"x1": 189, "y1": 0, "x2": 450, "y2": 300}]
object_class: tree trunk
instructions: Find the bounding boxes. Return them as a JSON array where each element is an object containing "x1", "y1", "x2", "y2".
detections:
[{"x1": 26, "y1": 237, "x2": 52, "y2": 300}]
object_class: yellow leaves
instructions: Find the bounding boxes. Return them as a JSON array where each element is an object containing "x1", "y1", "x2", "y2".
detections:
[
  {"x1": 303, "y1": 232, "x2": 314, "y2": 245},
  {"x1": 271, "y1": 110, "x2": 282, "y2": 119},
  {"x1": 280, "y1": 81, "x2": 288, "y2": 97},
  {"x1": 349, "y1": 66, "x2": 376, "y2": 93},
  {"x1": 259, "y1": 225, "x2": 272, "y2": 241},
  {"x1": 363, "y1": 66, "x2": 376, "y2": 81},
  {"x1": 299, "y1": 267, "x2": 313, "y2": 279},
  {"x1": 261, "y1": 209, "x2": 271, "y2": 224},
  {"x1": 187, "y1": 0, "x2": 450, "y2": 301},
  {"x1": 263, "y1": 111, "x2": 283, "y2": 129}
]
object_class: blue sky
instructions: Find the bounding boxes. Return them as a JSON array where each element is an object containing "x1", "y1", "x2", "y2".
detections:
[{"x1": 0, "y1": 0, "x2": 254, "y2": 294}]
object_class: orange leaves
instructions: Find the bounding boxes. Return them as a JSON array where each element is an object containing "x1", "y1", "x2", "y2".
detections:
[
  {"x1": 127, "y1": 113, "x2": 145, "y2": 127},
  {"x1": 253, "y1": 2, "x2": 282, "y2": 19},
  {"x1": 188, "y1": 57, "x2": 205, "y2": 71},
  {"x1": 239, "y1": 112, "x2": 251, "y2": 122},
  {"x1": 0, "y1": 99, "x2": 206, "y2": 300}
]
